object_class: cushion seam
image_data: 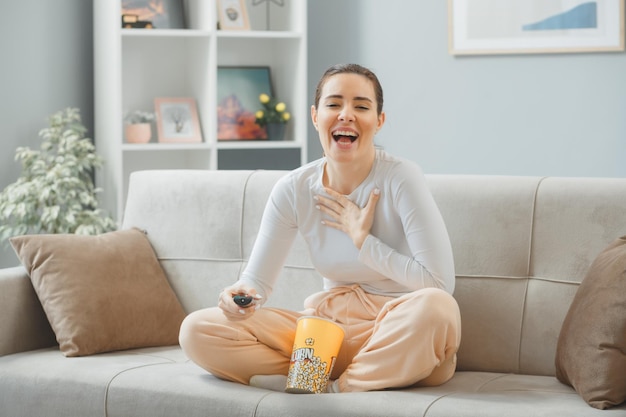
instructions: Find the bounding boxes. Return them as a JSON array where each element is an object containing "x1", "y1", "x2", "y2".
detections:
[
  {"x1": 238, "y1": 171, "x2": 256, "y2": 278},
  {"x1": 422, "y1": 373, "x2": 530, "y2": 417},
  {"x1": 497, "y1": 388, "x2": 579, "y2": 395},
  {"x1": 518, "y1": 176, "x2": 546, "y2": 373},
  {"x1": 128, "y1": 350, "x2": 179, "y2": 362},
  {"x1": 517, "y1": 279, "x2": 529, "y2": 374},
  {"x1": 457, "y1": 275, "x2": 581, "y2": 286},
  {"x1": 422, "y1": 392, "x2": 460, "y2": 417},
  {"x1": 526, "y1": 176, "x2": 547, "y2": 277},
  {"x1": 475, "y1": 373, "x2": 510, "y2": 391},
  {"x1": 158, "y1": 257, "x2": 316, "y2": 271},
  {"x1": 252, "y1": 391, "x2": 277, "y2": 417},
  {"x1": 104, "y1": 360, "x2": 175, "y2": 417}
]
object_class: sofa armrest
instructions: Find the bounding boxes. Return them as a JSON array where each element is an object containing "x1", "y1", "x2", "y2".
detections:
[{"x1": 0, "y1": 266, "x2": 56, "y2": 356}]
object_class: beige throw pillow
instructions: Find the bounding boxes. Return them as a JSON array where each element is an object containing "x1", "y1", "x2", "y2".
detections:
[
  {"x1": 555, "y1": 236, "x2": 626, "y2": 409},
  {"x1": 10, "y1": 228, "x2": 186, "y2": 357}
]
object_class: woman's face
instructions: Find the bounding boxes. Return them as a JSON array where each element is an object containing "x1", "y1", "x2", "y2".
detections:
[{"x1": 311, "y1": 73, "x2": 385, "y2": 164}]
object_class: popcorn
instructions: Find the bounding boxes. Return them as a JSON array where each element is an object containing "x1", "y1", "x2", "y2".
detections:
[
  {"x1": 287, "y1": 350, "x2": 335, "y2": 393},
  {"x1": 285, "y1": 317, "x2": 344, "y2": 394}
]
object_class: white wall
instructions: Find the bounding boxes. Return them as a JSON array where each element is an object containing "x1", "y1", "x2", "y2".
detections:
[
  {"x1": 307, "y1": 1, "x2": 626, "y2": 178},
  {"x1": 0, "y1": 0, "x2": 94, "y2": 268}
]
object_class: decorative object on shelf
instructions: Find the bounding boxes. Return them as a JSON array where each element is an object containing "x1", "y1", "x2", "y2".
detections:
[
  {"x1": 0, "y1": 108, "x2": 116, "y2": 244},
  {"x1": 265, "y1": 122, "x2": 286, "y2": 141},
  {"x1": 448, "y1": 0, "x2": 625, "y2": 55},
  {"x1": 252, "y1": 0, "x2": 285, "y2": 31},
  {"x1": 125, "y1": 124, "x2": 151, "y2": 144},
  {"x1": 121, "y1": 14, "x2": 153, "y2": 29},
  {"x1": 154, "y1": 97, "x2": 203, "y2": 143},
  {"x1": 121, "y1": 0, "x2": 185, "y2": 29},
  {"x1": 217, "y1": 0, "x2": 250, "y2": 30},
  {"x1": 124, "y1": 110, "x2": 155, "y2": 144},
  {"x1": 255, "y1": 93, "x2": 290, "y2": 141},
  {"x1": 217, "y1": 66, "x2": 274, "y2": 140}
]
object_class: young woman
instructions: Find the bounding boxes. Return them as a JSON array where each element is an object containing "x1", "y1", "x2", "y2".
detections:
[{"x1": 179, "y1": 63, "x2": 461, "y2": 393}]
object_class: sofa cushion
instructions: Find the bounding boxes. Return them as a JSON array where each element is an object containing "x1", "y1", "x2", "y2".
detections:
[
  {"x1": 10, "y1": 228, "x2": 186, "y2": 357},
  {"x1": 555, "y1": 236, "x2": 626, "y2": 409}
]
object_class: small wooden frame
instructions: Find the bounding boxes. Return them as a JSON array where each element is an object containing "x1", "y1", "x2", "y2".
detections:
[
  {"x1": 154, "y1": 97, "x2": 203, "y2": 144},
  {"x1": 217, "y1": 0, "x2": 251, "y2": 30}
]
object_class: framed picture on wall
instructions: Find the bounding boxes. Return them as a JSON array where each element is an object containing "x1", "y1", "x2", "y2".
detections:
[
  {"x1": 448, "y1": 0, "x2": 625, "y2": 55},
  {"x1": 217, "y1": 0, "x2": 250, "y2": 30},
  {"x1": 217, "y1": 66, "x2": 273, "y2": 141},
  {"x1": 121, "y1": 0, "x2": 185, "y2": 29},
  {"x1": 154, "y1": 97, "x2": 203, "y2": 143}
]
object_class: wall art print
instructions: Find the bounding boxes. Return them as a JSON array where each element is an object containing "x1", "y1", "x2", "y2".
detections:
[
  {"x1": 448, "y1": 0, "x2": 625, "y2": 55},
  {"x1": 217, "y1": 66, "x2": 274, "y2": 141}
]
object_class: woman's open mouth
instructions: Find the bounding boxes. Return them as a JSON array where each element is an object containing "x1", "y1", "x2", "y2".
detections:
[{"x1": 332, "y1": 130, "x2": 358, "y2": 145}]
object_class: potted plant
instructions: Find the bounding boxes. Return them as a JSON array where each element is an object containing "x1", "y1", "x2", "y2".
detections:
[
  {"x1": 0, "y1": 107, "x2": 116, "y2": 243},
  {"x1": 124, "y1": 110, "x2": 155, "y2": 144},
  {"x1": 255, "y1": 93, "x2": 291, "y2": 141}
]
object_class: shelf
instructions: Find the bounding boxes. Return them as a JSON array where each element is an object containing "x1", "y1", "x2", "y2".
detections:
[
  {"x1": 216, "y1": 30, "x2": 302, "y2": 39},
  {"x1": 121, "y1": 29, "x2": 301, "y2": 39},
  {"x1": 122, "y1": 141, "x2": 302, "y2": 152},
  {"x1": 95, "y1": 0, "x2": 308, "y2": 220},
  {"x1": 122, "y1": 142, "x2": 212, "y2": 151},
  {"x1": 216, "y1": 140, "x2": 301, "y2": 150},
  {"x1": 121, "y1": 28, "x2": 212, "y2": 38}
]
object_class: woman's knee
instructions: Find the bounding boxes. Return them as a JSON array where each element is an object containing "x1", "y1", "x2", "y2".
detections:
[
  {"x1": 179, "y1": 309, "x2": 201, "y2": 348},
  {"x1": 400, "y1": 288, "x2": 462, "y2": 342},
  {"x1": 178, "y1": 308, "x2": 226, "y2": 358},
  {"x1": 399, "y1": 287, "x2": 457, "y2": 314},
  {"x1": 422, "y1": 289, "x2": 462, "y2": 347}
]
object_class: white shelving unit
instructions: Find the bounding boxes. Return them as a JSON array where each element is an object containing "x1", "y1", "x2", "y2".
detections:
[{"x1": 94, "y1": 0, "x2": 308, "y2": 221}]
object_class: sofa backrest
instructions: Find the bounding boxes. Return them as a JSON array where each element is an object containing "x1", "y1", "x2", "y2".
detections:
[{"x1": 122, "y1": 170, "x2": 626, "y2": 377}]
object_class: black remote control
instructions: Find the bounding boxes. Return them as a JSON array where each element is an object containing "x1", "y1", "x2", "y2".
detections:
[{"x1": 233, "y1": 294, "x2": 254, "y2": 307}]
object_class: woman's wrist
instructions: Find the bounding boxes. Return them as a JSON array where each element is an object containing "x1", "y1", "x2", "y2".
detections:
[{"x1": 354, "y1": 232, "x2": 370, "y2": 250}]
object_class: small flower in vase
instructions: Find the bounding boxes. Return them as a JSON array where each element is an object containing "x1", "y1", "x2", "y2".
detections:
[{"x1": 255, "y1": 93, "x2": 290, "y2": 140}]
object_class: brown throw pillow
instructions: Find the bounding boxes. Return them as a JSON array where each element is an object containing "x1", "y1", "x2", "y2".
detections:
[
  {"x1": 10, "y1": 228, "x2": 186, "y2": 357},
  {"x1": 555, "y1": 236, "x2": 626, "y2": 409}
]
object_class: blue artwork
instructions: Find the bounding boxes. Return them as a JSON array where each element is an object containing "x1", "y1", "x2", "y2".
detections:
[{"x1": 522, "y1": 2, "x2": 597, "y2": 31}]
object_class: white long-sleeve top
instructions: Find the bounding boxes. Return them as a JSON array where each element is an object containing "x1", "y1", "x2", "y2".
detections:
[{"x1": 239, "y1": 149, "x2": 455, "y2": 299}]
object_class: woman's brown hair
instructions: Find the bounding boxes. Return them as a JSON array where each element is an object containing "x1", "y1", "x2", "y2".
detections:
[{"x1": 313, "y1": 64, "x2": 384, "y2": 116}]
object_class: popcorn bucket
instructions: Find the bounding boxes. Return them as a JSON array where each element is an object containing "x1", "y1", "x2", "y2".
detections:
[{"x1": 285, "y1": 316, "x2": 345, "y2": 394}]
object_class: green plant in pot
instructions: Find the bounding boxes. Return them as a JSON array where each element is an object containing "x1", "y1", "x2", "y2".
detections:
[
  {"x1": 124, "y1": 110, "x2": 155, "y2": 144},
  {"x1": 0, "y1": 107, "x2": 116, "y2": 243},
  {"x1": 255, "y1": 93, "x2": 290, "y2": 140}
]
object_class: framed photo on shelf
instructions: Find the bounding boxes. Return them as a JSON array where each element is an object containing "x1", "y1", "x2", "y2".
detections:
[
  {"x1": 121, "y1": 0, "x2": 185, "y2": 29},
  {"x1": 448, "y1": 0, "x2": 625, "y2": 55},
  {"x1": 154, "y1": 97, "x2": 203, "y2": 143},
  {"x1": 217, "y1": 0, "x2": 250, "y2": 30},
  {"x1": 217, "y1": 66, "x2": 273, "y2": 141}
]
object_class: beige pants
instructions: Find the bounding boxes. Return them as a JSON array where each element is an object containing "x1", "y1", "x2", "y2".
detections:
[{"x1": 179, "y1": 285, "x2": 461, "y2": 392}]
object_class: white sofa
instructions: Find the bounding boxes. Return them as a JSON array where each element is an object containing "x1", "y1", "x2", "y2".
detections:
[{"x1": 2, "y1": 169, "x2": 626, "y2": 416}]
